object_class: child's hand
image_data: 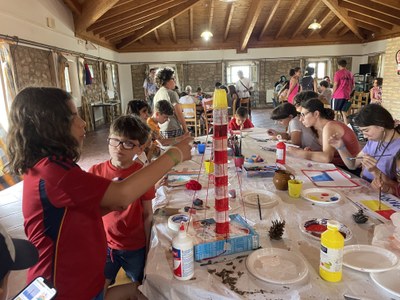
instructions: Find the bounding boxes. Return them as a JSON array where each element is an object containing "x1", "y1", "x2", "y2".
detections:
[
  {"x1": 371, "y1": 177, "x2": 383, "y2": 191},
  {"x1": 267, "y1": 129, "x2": 277, "y2": 137},
  {"x1": 361, "y1": 155, "x2": 378, "y2": 173},
  {"x1": 174, "y1": 137, "x2": 193, "y2": 162},
  {"x1": 155, "y1": 176, "x2": 167, "y2": 190}
]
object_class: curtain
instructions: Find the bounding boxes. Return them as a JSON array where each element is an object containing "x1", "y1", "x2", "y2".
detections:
[
  {"x1": 57, "y1": 53, "x2": 68, "y2": 90},
  {"x1": 0, "y1": 42, "x2": 17, "y2": 113}
]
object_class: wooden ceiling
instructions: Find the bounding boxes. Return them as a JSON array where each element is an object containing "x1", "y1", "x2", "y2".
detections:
[{"x1": 62, "y1": 0, "x2": 400, "y2": 53}]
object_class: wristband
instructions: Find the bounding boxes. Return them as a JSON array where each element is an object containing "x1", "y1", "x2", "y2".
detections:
[
  {"x1": 335, "y1": 144, "x2": 346, "y2": 151},
  {"x1": 166, "y1": 146, "x2": 183, "y2": 165}
]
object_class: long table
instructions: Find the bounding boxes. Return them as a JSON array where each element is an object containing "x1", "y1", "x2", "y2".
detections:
[{"x1": 140, "y1": 128, "x2": 400, "y2": 300}]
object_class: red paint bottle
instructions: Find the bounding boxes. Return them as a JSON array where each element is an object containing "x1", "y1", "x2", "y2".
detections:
[{"x1": 276, "y1": 142, "x2": 286, "y2": 164}]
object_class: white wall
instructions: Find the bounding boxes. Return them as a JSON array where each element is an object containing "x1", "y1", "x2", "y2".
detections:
[{"x1": 118, "y1": 65, "x2": 134, "y2": 112}]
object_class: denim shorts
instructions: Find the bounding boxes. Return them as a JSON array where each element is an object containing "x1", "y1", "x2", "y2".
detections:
[{"x1": 104, "y1": 247, "x2": 146, "y2": 284}]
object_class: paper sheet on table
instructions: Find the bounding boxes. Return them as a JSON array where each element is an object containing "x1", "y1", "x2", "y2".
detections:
[
  {"x1": 302, "y1": 169, "x2": 359, "y2": 188},
  {"x1": 247, "y1": 133, "x2": 273, "y2": 142}
]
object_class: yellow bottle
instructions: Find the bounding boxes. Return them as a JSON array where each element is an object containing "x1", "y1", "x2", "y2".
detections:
[{"x1": 319, "y1": 220, "x2": 344, "y2": 282}]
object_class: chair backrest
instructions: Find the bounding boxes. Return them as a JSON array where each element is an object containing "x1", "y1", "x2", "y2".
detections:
[
  {"x1": 180, "y1": 103, "x2": 196, "y2": 119},
  {"x1": 202, "y1": 98, "x2": 213, "y2": 134}
]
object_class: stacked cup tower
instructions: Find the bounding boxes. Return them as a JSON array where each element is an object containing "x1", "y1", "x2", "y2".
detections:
[{"x1": 213, "y1": 89, "x2": 230, "y2": 234}]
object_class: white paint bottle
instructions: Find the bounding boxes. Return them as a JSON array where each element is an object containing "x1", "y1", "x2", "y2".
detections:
[{"x1": 172, "y1": 222, "x2": 194, "y2": 280}]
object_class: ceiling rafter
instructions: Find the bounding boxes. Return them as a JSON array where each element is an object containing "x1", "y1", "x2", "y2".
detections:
[
  {"x1": 90, "y1": 0, "x2": 180, "y2": 33},
  {"x1": 62, "y1": 0, "x2": 82, "y2": 16},
  {"x1": 370, "y1": 0, "x2": 400, "y2": 10},
  {"x1": 348, "y1": 11, "x2": 393, "y2": 30},
  {"x1": 96, "y1": 0, "x2": 157, "y2": 23},
  {"x1": 304, "y1": 8, "x2": 332, "y2": 38},
  {"x1": 100, "y1": 11, "x2": 167, "y2": 39},
  {"x1": 321, "y1": 0, "x2": 364, "y2": 40},
  {"x1": 291, "y1": 0, "x2": 320, "y2": 38},
  {"x1": 74, "y1": 0, "x2": 119, "y2": 33},
  {"x1": 223, "y1": 3, "x2": 235, "y2": 42},
  {"x1": 239, "y1": 0, "x2": 264, "y2": 51},
  {"x1": 258, "y1": 0, "x2": 282, "y2": 41},
  {"x1": 189, "y1": 8, "x2": 194, "y2": 42},
  {"x1": 208, "y1": 0, "x2": 215, "y2": 32},
  {"x1": 170, "y1": 19, "x2": 177, "y2": 44},
  {"x1": 343, "y1": 0, "x2": 400, "y2": 19},
  {"x1": 108, "y1": 25, "x2": 145, "y2": 42},
  {"x1": 340, "y1": 1, "x2": 400, "y2": 26},
  {"x1": 274, "y1": 0, "x2": 301, "y2": 39},
  {"x1": 117, "y1": 0, "x2": 202, "y2": 49},
  {"x1": 319, "y1": 16, "x2": 340, "y2": 37},
  {"x1": 154, "y1": 29, "x2": 161, "y2": 44},
  {"x1": 356, "y1": 21, "x2": 381, "y2": 33},
  {"x1": 337, "y1": 24, "x2": 350, "y2": 36}
]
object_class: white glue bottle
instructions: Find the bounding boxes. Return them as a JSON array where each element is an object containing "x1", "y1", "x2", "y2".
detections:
[{"x1": 172, "y1": 222, "x2": 194, "y2": 280}]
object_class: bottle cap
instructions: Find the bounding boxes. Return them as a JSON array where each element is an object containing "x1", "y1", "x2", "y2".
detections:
[{"x1": 327, "y1": 220, "x2": 340, "y2": 230}]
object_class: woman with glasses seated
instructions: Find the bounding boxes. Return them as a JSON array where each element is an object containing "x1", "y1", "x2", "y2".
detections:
[
  {"x1": 370, "y1": 151, "x2": 400, "y2": 197},
  {"x1": 287, "y1": 98, "x2": 360, "y2": 169},
  {"x1": 329, "y1": 104, "x2": 400, "y2": 183}
]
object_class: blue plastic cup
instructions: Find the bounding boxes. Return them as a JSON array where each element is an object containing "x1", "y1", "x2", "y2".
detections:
[{"x1": 197, "y1": 143, "x2": 206, "y2": 154}]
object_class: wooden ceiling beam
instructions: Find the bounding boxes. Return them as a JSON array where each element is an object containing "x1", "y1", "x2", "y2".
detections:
[
  {"x1": 109, "y1": 27, "x2": 145, "y2": 43},
  {"x1": 304, "y1": 8, "x2": 331, "y2": 38},
  {"x1": 170, "y1": 19, "x2": 177, "y2": 44},
  {"x1": 319, "y1": 16, "x2": 340, "y2": 37},
  {"x1": 370, "y1": 0, "x2": 400, "y2": 10},
  {"x1": 62, "y1": 0, "x2": 82, "y2": 16},
  {"x1": 90, "y1": 1, "x2": 180, "y2": 33},
  {"x1": 99, "y1": 11, "x2": 167, "y2": 38},
  {"x1": 340, "y1": 1, "x2": 400, "y2": 26},
  {"x1": 154, "y1": 28, "x2": 161, "y2": 44},
  {"x1": 258, "y1": 0, "x2": 282, "y2": 40},
  {"x1": 223, "y1": 3, "x2": 235, "y2": 42},
  {"x1": 274, "y1": 0, "x2": 301, "y2": 39},
  {"x1": 291, "y1": 0, "x2": 320, "y2": 38},
  {"x1": 356, "y1": 21, "x2": 381, "y2": 33},
  {"x1": 75, "y1": 0, "x2": 119, "y2": 33},
  {"x1": 239, "y1": 0, "x2": 264, "y2": 51},
  {"x1": 337, "y1": 24, "x2": 350, "y2": 36},
  {"x1": 348, "y1": 11, "x2": 393, "y2": 30},
  {"x1": 208, "y1": 0, "x2": 215, "y2": 31},
  {"x1": 117, "y1": 0, "x2": 202, "y2": 49},
  {"x1": 321, "y1": 0, "x2": 363, "y2": 40},
  {"x1": 189, "y1": 8, "x2": 194, "y2": 42},
  {"x1": 343, "y1": 0, "x2": 400, "y2": 19},
  {"x1": 98, "y1": 0, "x2": 156, "y2": 23}
]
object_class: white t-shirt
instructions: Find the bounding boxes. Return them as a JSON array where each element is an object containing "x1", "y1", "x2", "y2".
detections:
[
  {"x1": 288, "y1": 116, "x2": 321, "y2": 151},
  {"x1": 236, "y1": 77, "x2": 253, "y2": 99},
  {"x1": 179, "y1": 95, "x2": 196, "y2": 118},
  {"x1": 153, "y1": 87, "x2": 182, "y2": 132}
]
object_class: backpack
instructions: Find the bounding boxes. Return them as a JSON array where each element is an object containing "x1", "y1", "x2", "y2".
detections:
[{"x1": 301, "y1": 76, "x2": 314, "y2": 91}]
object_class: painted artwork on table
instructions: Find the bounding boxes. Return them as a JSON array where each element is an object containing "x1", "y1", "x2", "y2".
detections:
[
  {"x1": 346, "y1": 192, "x2": 400, "y2": 222},
  {"x1": 302, "y1": 169, "x2": 360, "y2": 188}
]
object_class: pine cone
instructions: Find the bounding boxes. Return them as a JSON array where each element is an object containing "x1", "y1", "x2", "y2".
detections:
[
  {"x1": 352, "y1": 209, "x2": 368, "y2": 224},
  {"x1": 269, "y1": 220, "x2": 286, "y2": 240}
]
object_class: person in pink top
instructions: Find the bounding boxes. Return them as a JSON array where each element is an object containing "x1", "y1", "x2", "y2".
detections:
[
  {"x1": 287, "y1": 67, "x2": 301, "y2": 104},
  {"x1": 331, "y1": 59, "x2": 354, "y2": 123},
  {"x1": 287, "y1": 98, "x2": 360, "y2": 172}
]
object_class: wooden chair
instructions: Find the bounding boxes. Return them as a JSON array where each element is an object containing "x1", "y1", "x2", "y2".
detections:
[
  {"x1": 202, "y1": 98, "x2": 213, "y2": 135},
  {"x1": 181, "y1": 103, "x2": 200, "y2": 137},
  {"x1": 350, "y1": 92, "x2": 369, "y2": 114},
  {"x1": 240, "y1": 97, "x2": 251, "y2": 120}
]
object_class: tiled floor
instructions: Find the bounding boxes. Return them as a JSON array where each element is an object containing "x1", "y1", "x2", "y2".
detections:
[{"x1": 2, "y1": 108, "x2": 276, "y2": 297}]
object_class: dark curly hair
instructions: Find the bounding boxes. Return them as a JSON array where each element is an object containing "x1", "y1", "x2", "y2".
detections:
[
  {"x1": 7, "y1": 87, "x2": 80, "y2": 175},
  {"x1": 271, "y1": 102, "x2": 298, "y2": 120},
  {"x1": 354, "y1": 104, "x2": 400, "y2": 133},
  {"x1": 156, "y1": 68, "x2": 174, "y2": 87},
  {"x1": 126, "y1": 99, "x2": 150, "y2": 115},
  {"x1": 301, "y1": 98, "x2": 335, "y2": 120},
  {"x1": 110, "y1": 115, "x2": 150, "y2": 145}
]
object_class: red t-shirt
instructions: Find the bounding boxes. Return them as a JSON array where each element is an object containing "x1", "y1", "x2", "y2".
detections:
[
  {"x1": 23, "y1": 156, "x2": 111, "y2": 300},
  {"x1": 89, "y1": 160, "x2": 155, "y2": 250},
  {"x1": 228, "y1": 117, "x2": 254, "y2": 131}
]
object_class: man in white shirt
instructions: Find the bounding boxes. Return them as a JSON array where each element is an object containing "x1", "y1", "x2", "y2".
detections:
[
  {"x1": 235, "y1": 70, "x2": 253, "y2": 117},
  {"x1": 143, "y1": 68, "x2": 157, "y2": 109}
]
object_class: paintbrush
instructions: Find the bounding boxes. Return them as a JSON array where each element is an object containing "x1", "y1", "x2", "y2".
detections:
[
  {"x1": 257, "y1": 194, "x2": 262, "y2": 220},
  {"x1": 378, "y1": 172, "x2": 382, "y2": 211},
  {"x1": 347, "y1": 154, "x2": 392, "y2": 161}
]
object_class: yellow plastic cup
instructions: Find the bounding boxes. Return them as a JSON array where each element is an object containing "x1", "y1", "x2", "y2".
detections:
[
  {"x1": 288, "y1": 179, "x2": 303, "y2": 198},
  {"x1": 204, "y1": 160, "x2": 214, "y2": 174}
]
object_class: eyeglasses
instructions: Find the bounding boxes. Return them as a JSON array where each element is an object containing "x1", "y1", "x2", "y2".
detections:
[
  {"x1": 396, "y1": 168, "x2": 400, "y2": 178},
  {"x1": 300, "y1": 111, "x2": 312, "y2": 118},
  {"x1": 107, "y1": 138, "x2": 139, "y2": 150}
]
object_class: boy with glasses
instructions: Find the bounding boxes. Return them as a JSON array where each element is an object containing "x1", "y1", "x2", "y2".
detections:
[{"x1": 89, "y1": 115, "x2": 155, "y2": 298}]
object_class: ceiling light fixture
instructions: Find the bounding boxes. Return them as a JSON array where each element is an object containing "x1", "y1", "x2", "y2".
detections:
[
  {"x1": 308, "y1": 19, "x2": 322, "y2": 30},
  {"x1": 201, "y1": 30, "x2": 213, "y2": 41}
]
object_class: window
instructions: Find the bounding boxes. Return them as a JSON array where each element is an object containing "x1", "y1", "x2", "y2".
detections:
[
  {"x1": 64, "y1": 64, "x2": 72, "y2": 93},
  {"x1": 0, "y1": 56, "x2": 13, "y2": 131},
  {"x1": 226, "y1": 63, "x2": 258, "y2": 85},
  {"x1": 306, "y1": 60, "x2": 327, "y2": 81}
]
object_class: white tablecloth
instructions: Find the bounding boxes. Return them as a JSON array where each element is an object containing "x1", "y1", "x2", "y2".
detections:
[{"x1": 141, "y1": 128, "x2": 400, "y2": 300}]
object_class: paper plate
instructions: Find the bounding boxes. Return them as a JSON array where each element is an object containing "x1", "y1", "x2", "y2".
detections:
[
  {"x1": 301, "y1": 188, "x2": 341, "y2": 205},
  {"x1": 246, "y1": 248, "x2": 308, "y2": 284},
  {"x1": 370, "y1": 268, "x2": 400, "y2": 297},
  {"x1": 300, "y1": 218, "x2": 352, "y2": 242},
  {"x1": 343, "y1": 245, "x2": 399, "y2": 273},
  {"x1": 167, "y1": 175, "x2": 193, "y2": 187},
  {"x1": 242, "y1": 190, "x2": 280, "y2": 208}
]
